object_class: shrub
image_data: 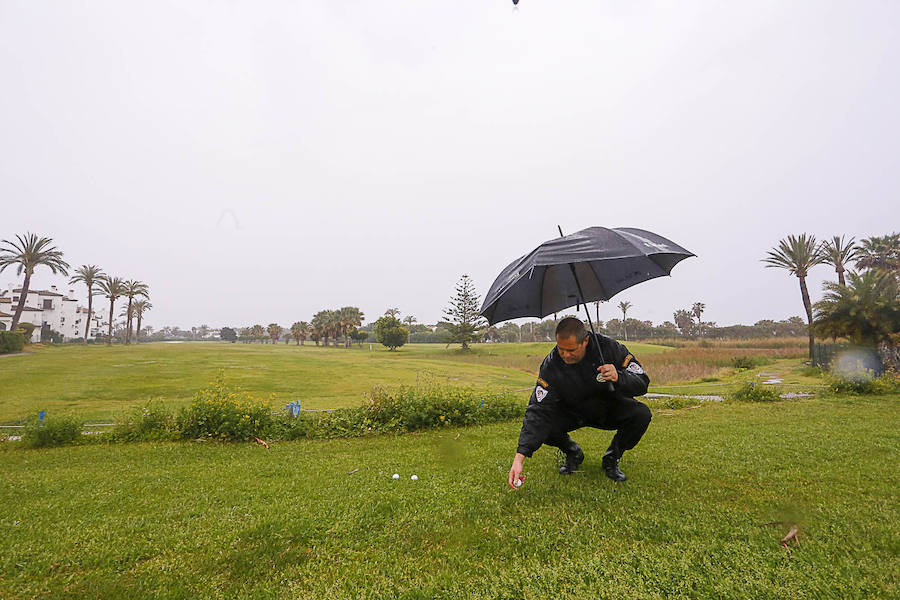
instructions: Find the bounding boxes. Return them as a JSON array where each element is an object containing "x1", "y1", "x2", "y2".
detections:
[
  {"x1": 0, "y1": 331, "x2": 25, "y2": 354},
  {"x1": 644, "y1": 396, "x2": 698, "y2": 410},
  {"x1": 111, "y1": 401, "x2": 177, "y2": 442},
  {"x1": 177, "y1": 374, "x2": 273, "y2": 441},
  {"x1": 730, "y1": 383, "x2": 781, "y2": 403},
  {"x1": 823, "y1": 370, "x2": 900, "y2": 396},
  {"x1": 22, "y1": 415, "x2": 84, "y2": 448},
  {"x1": 731, "y1": 356, "x2": 756, "y2": 369},
  {"x1": 273, "y1": 381, "x2": 524, "y2": 440},
  {"x1": 15, "y1": 322, "x2": 36, "y2": 341},
  {"x1": 364, "y1": 381, "x2": 521, "y2": 433}
]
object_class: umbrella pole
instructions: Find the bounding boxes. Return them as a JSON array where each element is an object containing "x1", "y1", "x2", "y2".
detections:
[{"x1": 557, "y1": 226, "x2": 607, "y2": 365}]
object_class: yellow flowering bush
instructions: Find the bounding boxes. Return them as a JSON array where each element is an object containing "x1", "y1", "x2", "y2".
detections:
[{"x1": 177, "y1": 373, "x2": 272, "y2": 441}]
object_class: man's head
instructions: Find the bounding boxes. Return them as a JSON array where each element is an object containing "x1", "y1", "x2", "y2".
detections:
[{"x1": 555, "y1": 317, "x2": 589, "y2": 364}]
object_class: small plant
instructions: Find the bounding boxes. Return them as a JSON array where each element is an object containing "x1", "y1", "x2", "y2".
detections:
[
  {"x1": 177, "y1": 373, "x2": 273, "y2": 441},
  {"x1": 823, "y1": 369, "x2": 900, "y2": 396},
  {"x1": 731, "y1": 356, "x2": 756, "y2": 369},
  {"x1": 730, "y1": 383, "x2": 781, "y2": 403},
  {"x1": 21, "y1": 414, "x2": 84, "y2": 448},
  {"x1": 111, "y1": 401, "x2": 177, "y2": 442}
]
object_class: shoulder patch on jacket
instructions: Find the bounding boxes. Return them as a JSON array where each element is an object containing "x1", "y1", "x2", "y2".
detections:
[
  {"x1": 626, "y1": 362, "x2": 644, "y2": 375},
  {"x1": 534, "y1": 386, "x2": 548, "y2": 402},
  {"x1": 536, "y1": 377, "x2": 549, "y2": 388},
  {"x1": 621, "y1": 354, "x2": 633, "y2": 368}
]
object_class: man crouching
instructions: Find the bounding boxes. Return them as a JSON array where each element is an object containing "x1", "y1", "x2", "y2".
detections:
[{"x1": 508, "y1": 317, "x2": 652, "y2": 487}]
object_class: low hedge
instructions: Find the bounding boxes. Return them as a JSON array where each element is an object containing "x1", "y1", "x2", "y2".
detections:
[
  {"x1": 0, "y1": 330, "x2": 25, "y2": 354},
  {"x1": 102, "y1": 374, "x2": 526, "y2": 445}
]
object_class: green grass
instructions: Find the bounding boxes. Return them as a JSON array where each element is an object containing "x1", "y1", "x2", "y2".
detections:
[
  {"x1": 1, "y1": 396, "x2": 897, "y2": 599},
  {"x1": 0, "y1": 342, "x2": 668, "y2": 423}
]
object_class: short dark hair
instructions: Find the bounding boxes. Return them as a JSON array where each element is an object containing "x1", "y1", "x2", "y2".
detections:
[{"x1": 555, "y1": 317, "x2": 588, "y2": 343}]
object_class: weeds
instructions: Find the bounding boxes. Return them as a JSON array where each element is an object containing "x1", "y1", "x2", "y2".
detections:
[
  {"x1": 730, "y1": 383, "x2": 781, "y2": 403},
  {"x1": 822, "y1": 370, "x2": 900, "y2": 396},
  {"x1": 21, "y1": 415, "x2": 84, "y2": 448}
]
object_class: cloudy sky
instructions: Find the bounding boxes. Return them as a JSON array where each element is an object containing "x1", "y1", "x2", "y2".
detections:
[{"x1": 2, "y1": 1, "x2": 898, "y2": 330}]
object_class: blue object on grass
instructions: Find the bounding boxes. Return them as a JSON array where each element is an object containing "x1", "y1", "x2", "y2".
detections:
[
  {"x1": 286, "y1": 401, "x2": 302, "y2": 417},
  {"x1": 39, "y1": 410, "x2": 45, "y2": 421}
]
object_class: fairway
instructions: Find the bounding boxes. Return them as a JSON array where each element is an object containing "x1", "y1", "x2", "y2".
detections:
[
  {"x1": 1, "y1": 396, "x2": 897, "y2": 599},
  {"x1": 0, "y1": 341, "x2": 670, "y2": 423}
]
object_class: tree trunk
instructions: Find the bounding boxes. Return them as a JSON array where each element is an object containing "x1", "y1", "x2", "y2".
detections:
[
  {"x1": 837, "y1": 268, "x2": 846, "y2": 286},
  {"x1": 84, "y1": 287, "x2": 93, "y2": 343},
  {"x1": 125, "y1": 298, "x2": 133, "y2": 344},
  {"x1": 10, "y1": 271, "x2": 32, "y2": 333},
  {"x1": 136, "y1": 315, "x2": 142, "y2": 343},
  {"x1": 799, "y1": 276, "x2": 815, "y2": 361},
  {"x1": 107, "y1": 298, "x2": 115, "y2": 345}
]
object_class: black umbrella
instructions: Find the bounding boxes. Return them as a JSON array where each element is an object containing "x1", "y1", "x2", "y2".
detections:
[
  {"x1": 479, "y1": 226, "x2": 694, "y2": 373},
  {"x1": 480, "y1": 226, "x2": 694, "y2": 324}
]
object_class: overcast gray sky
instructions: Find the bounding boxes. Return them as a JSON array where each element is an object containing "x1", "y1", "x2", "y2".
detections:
[{"x1": 2, "y1": 1, "x2": 898, "y2": 330}]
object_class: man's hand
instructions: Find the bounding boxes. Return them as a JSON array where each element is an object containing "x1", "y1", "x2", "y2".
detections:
[
  {"x1": 596, "y1": 363, "x2": 619, "y2": 382},
  {"x1": 508, "y1": 453, "x2": 527, "y2": 490}
]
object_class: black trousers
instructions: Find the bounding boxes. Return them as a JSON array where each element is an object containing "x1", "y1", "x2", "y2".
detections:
[{"x1": 545, "y1": 397, "x2": 652, "y2": 458}]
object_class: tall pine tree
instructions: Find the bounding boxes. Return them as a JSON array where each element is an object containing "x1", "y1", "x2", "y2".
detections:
[{"x1": 444, "y1": 274, "x2": 486, "y2": 350}]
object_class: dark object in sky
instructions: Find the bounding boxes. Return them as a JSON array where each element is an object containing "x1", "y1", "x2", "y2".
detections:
[
  {"x1": 513, "y1": 0, "x2": 519, "y2": 4},
  {"x1": 479, "y1": 226, "x2": 695, "y2": 326}
]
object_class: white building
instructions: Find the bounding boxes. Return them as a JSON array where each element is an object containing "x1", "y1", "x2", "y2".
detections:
[{"x1": 0, "y1": 284, "x2": 108, "y2": 342}]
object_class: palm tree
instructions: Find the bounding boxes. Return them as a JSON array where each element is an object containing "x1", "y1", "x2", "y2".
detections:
[
  {"x1": 402, "y1": 314, "x2": 417, "y2": 332},
  {"x1": 132, "y1": 300, "x2": 152, "y2": 342},
  {"x1": 122, "y1": 280, "x2": 150, "y2": 344},
  {"x1": 249, "y1": 324, "x2": 266, "y2": 343},
  {"x1": 96, "y1": 275, "x2": 127, "y2": 345},
  {"x1": 821, "y1": 235, "x2": 859, "y2": 286},
  {"x1": 384, "y1": 307, "x2": 401, "y2": 318},
  {"x1": 0, "y1": 233, "x2": 70, "y2": 332},
  {"x1": 691, "y1": 302, "x2": 705, "y2": 337},
  {"x1": 762, "y1": 233, "x2": 827, "y2": 360},
  {"x1": 267, "y1": 323, "x2": 283, "y2": 344},
  {"x1": 311, "y1": 310, "x2": 332, "y2": 346},
  {"x1": 855, "y1": 233, "x2": 900, "y2": 279},
  {"x1": 69, "y1": 264, "x2": 104, "y2": 343},
  {"x1": 340, "y1": 307, "x2": 365, "y2": 347},
  {"x1": 618, "y1": 300, "x2": 632, "y2": 341},
  {"x1": 813, "y1": 270, "x2": 899, "y2": 346},
  {"x1": 290, "y1": 321, "x2": 309, "y2": 345}
]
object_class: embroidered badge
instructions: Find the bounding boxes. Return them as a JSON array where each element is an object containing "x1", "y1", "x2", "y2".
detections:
[
  {"x1": 626, "y1": 362, "x2": 644, "y2": 375},
  {"x1": 622, "y1": 354, "x2": 633, "y2": 368},
  {"x1": 536, "y1": 377, "x2": 549, "y2": 388},
  {"x1": 535, "y1": 386, "x2": 548, "y2": 402}
]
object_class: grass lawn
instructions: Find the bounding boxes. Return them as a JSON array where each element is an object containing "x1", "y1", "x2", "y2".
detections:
[
  {"x1": 1, "y1": 395, "x2": 897, "y2": 598},
  {"x1": 0, "y1": 341, "x2": 669, "y2": 423}
]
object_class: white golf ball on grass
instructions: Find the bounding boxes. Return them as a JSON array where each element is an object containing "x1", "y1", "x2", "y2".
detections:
[
  {"x1": 411, "y1": 475, "x2": 418, "y2": 481},
  {"x1": 392, "y1": 473, "x2": 400, "y2": 479}
]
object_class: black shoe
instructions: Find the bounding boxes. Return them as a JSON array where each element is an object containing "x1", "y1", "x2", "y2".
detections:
[
  {"x1": 559, "y1": 446, "x2": 584, "y2": 475},
  {"x1": 602, "y1": 450, "x2": 627, "y2": 482}
]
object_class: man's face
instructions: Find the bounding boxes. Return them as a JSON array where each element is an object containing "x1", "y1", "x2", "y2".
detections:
[{"x1": 556, "y1": 334, "x2": 589, "y2": 364}]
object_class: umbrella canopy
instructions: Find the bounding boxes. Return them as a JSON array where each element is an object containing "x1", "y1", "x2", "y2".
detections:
[{"x1": 479, "y1": 227, "x2": 694, "y2": 325}]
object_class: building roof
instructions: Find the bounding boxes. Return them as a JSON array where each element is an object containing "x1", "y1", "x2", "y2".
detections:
[{"x1": 12, "y1": 288, "x2": 63, "y2": 297}]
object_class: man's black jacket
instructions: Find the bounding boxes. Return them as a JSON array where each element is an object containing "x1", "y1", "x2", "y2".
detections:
[{"x1": 516, "y1": 334, "x2": 650, "y2": 457}]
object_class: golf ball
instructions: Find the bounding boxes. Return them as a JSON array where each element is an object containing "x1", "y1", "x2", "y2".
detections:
[
  {"x1": 515, "y1": 479, "x2": 523, "y2": 487},
  {"x1": 392, "y1": 473, "x2": 400, "y2": 479},
  {"x1": 411, "y1": 475, "x2": 418, "y2": 481}
]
